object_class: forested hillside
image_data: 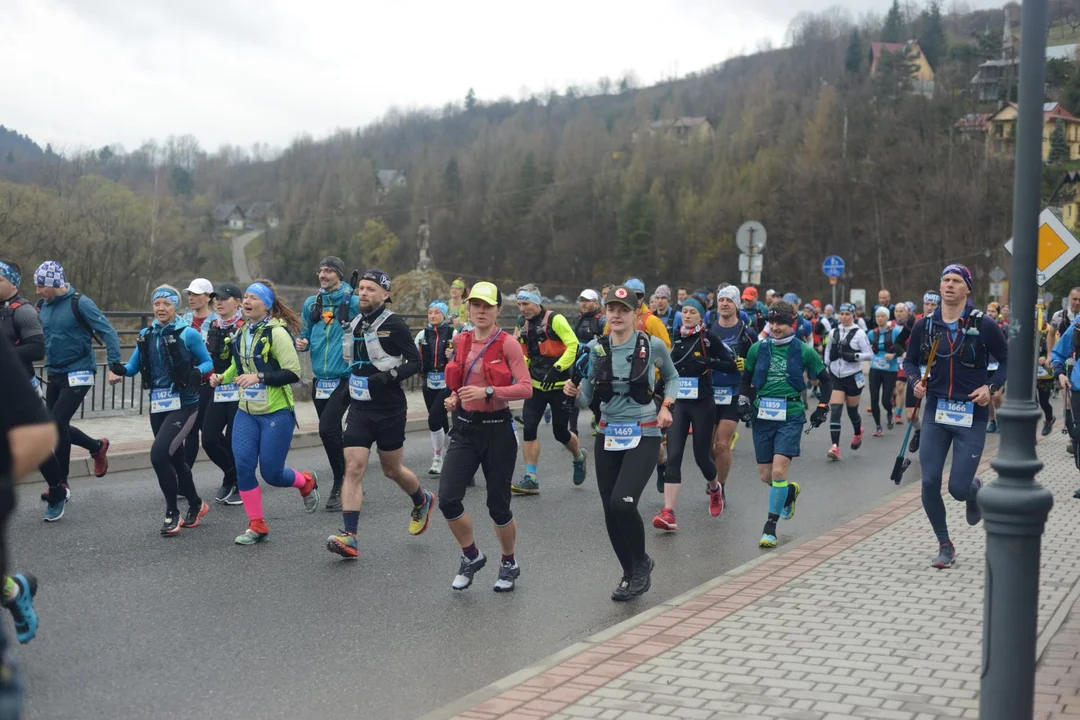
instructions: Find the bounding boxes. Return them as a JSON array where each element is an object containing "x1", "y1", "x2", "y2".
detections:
[{"x1": 0, "y1": 1, "x2": 1058, "y2": 307}]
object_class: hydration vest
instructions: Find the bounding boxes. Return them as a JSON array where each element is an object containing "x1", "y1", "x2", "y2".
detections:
[
  {"x1": 593, "y1": 331, "x2": 653, "y2": 405},
  {"x1": 445, "y1": 329, "x2": 513, "y2": 390},
  {"x1": 573, "y1": 311, "x2": 604, "y2": 343},
  {"x1": 347, "y1": 308, "x2": 405, "y2": 372},
  {"x1": 670, "y1": 329, "x2": 709, "y2": 378},
  {"x1": 420, "y1": 323, "x2": 454, "y2": 372},
  {"x1": 207, "y1": 320, "x2": 244, "y2": 375},
  {"x1": 0, "y1": 297, "x2": 29, "y2": 346},
  {"x1": 522, "y1": 310, "x2": 567, "y2": 381},
  {"x1": 828, "y1": 326, "x2": 859, "y2": 362},
  {"x1": 136, "y1": 325, "x2": 196, "y2": 392},
  {"x1": 309, "y1": 290, "x2": 353, "y2": 328},
  {"x1": 752, "y1": 339, "x2": 807, "y2": 393},
  {"x1": 231, "y1": 321, "x2": 289, "y2": 376},
  {"x1": 918, "y1": 308, "x2": 988, "y2": 370}
]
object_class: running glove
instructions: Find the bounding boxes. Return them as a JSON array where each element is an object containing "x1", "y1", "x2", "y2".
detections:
[
  {"x1": 809, "y1": 403, "x2": 829, "y2": 428},
  {"x1": 735, "y1": 357, "x2": 745, "y2": 372},
  {"x1": 109, "y1": 362, "x2": 126, "y2": 377},
  {"x1": 737, "y1": 395, "x2": 753, "y2": 424}
]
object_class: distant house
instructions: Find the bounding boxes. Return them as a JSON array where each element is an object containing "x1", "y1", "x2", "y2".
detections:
[
  {"x1": 954, "y1": 112, "x2": 993, "y2": 136},
  {"x1": 985, "y1": 102, "x2": 1080, "y2": 160},
  {"x1": 212, "y1": 204, "x2": 245, "y2": 230},
  {"x1": 634, "y1": 117, "x2": 714, "y2": 145},
  {"x1": 869, "y1": 40, "x2": 935, "y2": 97},
  {"x1": 969, "y1": 45, "x2": 1077, "y2": 103},
  {"x1": 1055, "y1": 170, "x2": 1080, "y2": 232},
  {"x1": 245, "y1": 201, "x2": 279, "y2": 229},
  {"x1": 375, "y1": 169, "x2": 407, "y2": 205}
]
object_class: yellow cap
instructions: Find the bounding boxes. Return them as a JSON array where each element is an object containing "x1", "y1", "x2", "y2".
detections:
[{"x1": 465, "y1": 281, "x2": 500, "y2": 307}]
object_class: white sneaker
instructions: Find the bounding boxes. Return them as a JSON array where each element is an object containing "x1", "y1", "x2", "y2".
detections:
[{"x1": 428, "y1": 455, "x2": 443, "y2": 475}]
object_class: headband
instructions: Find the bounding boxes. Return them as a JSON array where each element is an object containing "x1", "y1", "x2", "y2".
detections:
[
  {"x1": 152, "y1": 287, "x2": 180, "y2": 308},
  {"x1": 246, "y1": 282, "x2": 275, "y2": 309},
  {"x1": 839, "y1": 303, "x2": 855, "y2": 313},
  {"x1": 517, "y1": 289, "x2": 542, "y2": 305},
  {"x1": 0, "y1": 261, "x2": 20, "y2": 287},
  {"x1": 942, "y1": 264, "x2": 973, "y2": 291},
  {"x1": 923, "y1": 292, "x2": 941, "y2": 304},
  {"x1": 767, "y1": 310, "x2": 796, "y2": 326}
]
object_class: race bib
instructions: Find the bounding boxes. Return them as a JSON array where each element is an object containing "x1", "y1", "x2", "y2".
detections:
[
  {"x1": 349, "y1": 375, "x2": 370, "y2": 401},
  {"x1": 603, "y1": 422, "x2": 642, "y2": 451},
  {"x1": 854, "y1": 371, "x2": 865, "y2": 389},
  {"x1": 214, "y1": 383, "x2": 240, "y2": 403},
  {"x1": 1038, "y1": 364, "x2": 1053, "y2": 379},
  {"x1": 935, "y1": 399, "x2": 974, "y2": 428},
  {"x1": 713, "y1": 385, "x2": 734, "y2": 405},
  {"x1": 871, "y1": 356, "x2": 891, "y2": 371},
  {"x1": 240, "y1": 383, "x2": 268, "y2": 402},
  {"x1": 315, "y1": 378, "x2": 341, "y2": 400},
  {"x1": 150, "y1": 389, "x2": 181, "y2": 414},
  {"x1": 677, "y1": 377, "x2": 699, "y2": 400},
  {"x1": 67, "y1": 370, "x2": 94, "y2": 387},
  {"x1": 987, "y1": 361, "x2": 1000, "y2": 371},
  {"x1": 426, "y1": 371, "x2": 446, "y2": 390},
  {"x1": 757, "y1": 397, "x2": 787, "y2": 421}
]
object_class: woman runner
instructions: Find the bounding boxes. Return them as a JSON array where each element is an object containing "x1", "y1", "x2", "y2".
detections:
[
  {"x1": 202, "y1": 282, "x2": 245, "y2": 504},
  {"x1": 867, "y1": 306, "x2": 902, "y2": 437},
  {"x1": 415, "y1": 301, "x2": 454, "y2": 475}
]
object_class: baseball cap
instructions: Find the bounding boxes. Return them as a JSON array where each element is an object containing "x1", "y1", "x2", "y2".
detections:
[
  {"x1": 606, "y1": 285, "x2": 638, "y2": 310},
  {"x1": 186, "y1": 278, "x2": 214, "y2": 295},
  {"x1": 360, "y1": 269, "x2": 392, "y2": 292},
  {"x1": 578, "y1": 289, "x2": 599, "y2": 302},
  {"x1": 623, "y1": 277, "x2": 646, "y2": 297},
  {"x1": 210, "y1": 282, "x2": 243, "y2": 300},
  {"x1": 465, "y1": 281, "x2": 500, "y2": 307},
  {"x1": 742, "y1": 286, "x2": 758, "y2": 300}
]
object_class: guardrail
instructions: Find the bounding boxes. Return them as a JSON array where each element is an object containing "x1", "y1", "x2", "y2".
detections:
[{"x1": 35, "y1": 311, "x2": 520, "y2": 418}]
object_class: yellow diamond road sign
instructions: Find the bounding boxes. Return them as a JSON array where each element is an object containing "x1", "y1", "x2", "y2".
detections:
[{"x1": 1005, "y1": 208, "x2": 1080, "y2": 286}]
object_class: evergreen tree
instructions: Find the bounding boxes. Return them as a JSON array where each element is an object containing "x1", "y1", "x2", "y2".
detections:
[
  {"x1": 882, "y1": 0, "x2": 906, "y2": 43},
  {"x1": 845, "y1": 29, "x2": 864, "y2": 75},
  {"x1": 917, "y1": 1, "x2": 946, "y2": 71},
  {"x1": 465, "y1": 88, "x2": 477, "y2": 111},
  {"x1": 1050, "y1": 120, "x2": 1069, "y2": 164}
]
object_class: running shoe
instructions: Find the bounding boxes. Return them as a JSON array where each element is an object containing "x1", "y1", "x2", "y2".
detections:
[
  {"x1": 987, "y1": 419, "x2": 998, "y2": 434},
  {"x1": 851, "y1": 430, "x2": 863, "y2": 450},
  {"x1": 452, "y1": 551, "x2": 487, "y2": 590},
  {"x1": 780, "y1": 482, "x2": 801, "y2": 521},
  {"x1": 655, "y1": 464, "x2": 666, "y2": 493},
  {"x1": 300, "y1": 471, "x2": 320, "y2": 513},
  {"x1": 1074, "y1": 487, "x2": 1080, "y2": 499},
  {"x1": 1043, "y1": 416, "x2": 1056, "y2": 437},
  {"x1": 759, "y1": 520, "x2": 778, "y2": 548},
  {"x1": 966, "y1": 477, "x2": 983, "y2": 526},
  {"x1": 544, "y1": 406, "x2": 552, "y2": 424},
  {"x1": 43, "y1": 487, "x2": 70, "y2": 523},
  {"x1": 894, "y1": 410, "x2": 904, "y2": 425},
  {"x1": 887, "y1": 416, "x2": 895, "y2": 431},
  {"x1": 160, "y1": 511, "x2": 181, "y2": 537},
  {"x1": 708, "y1": 484, "x2": 724, "y2": 518},
  {"x1": 1069, "y1": 443, "x2": 1076, "y2": 456},
  {"x1": 872, "y1": 426, "x2": 884, "y2": 438},
  {"x1": 827, "y1": 444, "x2": 840, "y2": 461},
  {"x1": 611, "y1": 576, "x2": 633, "y2": 602},
  {"x1": 181, "y1": 500, "x2": 210, "y2": 528},
  {"x1": 931, "y1": 541, "x2": 956, "y2": 568},
  {"x1": 572, "y1": 449, "x2": 588, "y2": 486},
  {"x1": 235, "y1": 524, "x2": 269, "y2": 545},
  {"x1": 324, "y1": 488, "x2": 342, "y2": 512},
  {"x1": 908, "y1": 429, "x2": 921, "y2": 454},
  {"x1": 511, "y1": 473, "x2": 540, "y2": 495},
  {"x1": 408, "y1": 489, "x2": 436, "y2": 536},
  {"x1": 5, "y1": 573, "x2": 38, "y2": 644},
  {"x1": 214, "y1": 483, "x2": 233, "y2": 503},
  {"x1": 428, "y1": 455, "x2": 443, "y2": 475},
  {"x1": 628, "y1": 555, "x2": 654, "y2": 597},
  {"x1": 865, "y1": 406, "x2": 873, "y2": 414},
  {"x1": 327, "y1": 531, "x2": 359, "y2": 559},
  {"x1": 91, "y1": 438, "x2": 110, "y2": 478},
  {"x1": 222, "y1": 486, "x2": 243, "y2": 506},
  {"x1": 652, "y1": 508, "x2": 678, "y2": 532},
  {"x1": 40, "y1": 482, "x2": 68, "y2": 503},
  {"x1": 494, "y1": 560, "x2": 520, "y2": 593}
]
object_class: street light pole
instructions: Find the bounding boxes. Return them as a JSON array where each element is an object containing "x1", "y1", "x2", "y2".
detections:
[{"x1": 978, "y1": 0, "x2": 1055, "y2": 715}]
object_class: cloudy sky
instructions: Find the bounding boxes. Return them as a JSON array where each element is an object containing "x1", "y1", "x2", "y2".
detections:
[{"x1": 5, "y1": 0, "x2": 998, "y2": 152}]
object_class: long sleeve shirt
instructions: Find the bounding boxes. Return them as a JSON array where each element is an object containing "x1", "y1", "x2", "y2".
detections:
[
  {"x1": 40, "y1": 286, "x2": 122, "y2": 374},
  {"x1": 824, "y1": 324, "x2": 873, "y2": 378},
  {"x1": 457, "y1": 331, "x2": 533, "y2": 412},
  {"x1": 577, "y1": 334, "x2": 679, "y2": 438}
]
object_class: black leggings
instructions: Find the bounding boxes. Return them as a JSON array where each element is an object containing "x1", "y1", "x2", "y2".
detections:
[
  {"x1": 437, "y1": 410, "x2": 517, "y2": 526},
  {"x1": 313, "y1": 379, "x2": 350, "y2": 488},
  {"x1": 39, "y1": 375, "x2": 92, "y2": 502},
  {"x1": 423, "y1": 386, "x2": 450, "y2": 433},
  {"x1": 150, "y1": 405, "x2": 200, "y2": 513},
  {"x1": 869, "y1": 369, "x2": 897, "y2": 427},
  {"x1": 594, "y1": 434, "x2": 662, "y2": 577},
  {"x1": 523, "y1": 388, "x2": 574, "y2": 444},
  {"x1": 202, "y1": 399, "x2": 238, "y2": 486},
  {"x1": 666, "y1": 396, "x2": 716, "y2": 484},
  {"x1": 1038, "y1": 381, "x2": 1054, "y2": 422},
  {"x1": 68, "y1": 425, "x2": 100, "y2": 452},
  {"x1": 183, "y1": 384, "x2": 213, "y2": 468}
]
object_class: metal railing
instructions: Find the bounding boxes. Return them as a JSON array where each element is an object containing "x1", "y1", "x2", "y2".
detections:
[{"x1": 35, "y1": 311, "x2": 520, "y2": 418}]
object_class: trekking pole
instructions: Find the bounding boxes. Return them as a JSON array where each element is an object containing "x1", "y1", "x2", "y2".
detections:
[{"x1": 890, "y1": 337, "x2": 939, "y2": 485}]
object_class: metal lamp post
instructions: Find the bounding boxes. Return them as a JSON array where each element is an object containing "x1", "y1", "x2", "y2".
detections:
[{"x1": 977, "y1": 0, "x2": 1055, "y2": 715}]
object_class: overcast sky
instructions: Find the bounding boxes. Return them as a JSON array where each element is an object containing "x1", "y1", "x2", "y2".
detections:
[{"x1": 5, "y1": 0, "x2": 1000, "y2": 153}]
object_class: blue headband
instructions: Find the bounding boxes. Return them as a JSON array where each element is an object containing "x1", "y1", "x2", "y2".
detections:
[
  {"x1": 152, "y1": 287, "x2": 180, "y2": 308},
  {"x1": 942, "y1": 264, "x2": 973, "y2": 291},
  {"x1": 517, "y1": 290, "x2": 542, "y2": 305},
  {"x1": 839, "y1": 303, "x2": 855, "y2": 313},
  {"x1": 246, "y1": 282, "x2": 275, "y2": 309},
  {"x1": 0, "y1": 261, "x2": 20, "y2": 287},
  {"x1": 923, "y1": 293, "x2": 941, "y2": 304},
  {"x1": 428, "y1": 301, "x2": 449, "y2": 323},
  {"x1": 681, "y1": 297, "x2": 706, "y2": 318}
]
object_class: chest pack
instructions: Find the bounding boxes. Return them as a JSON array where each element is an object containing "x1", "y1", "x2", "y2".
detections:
[
  {"x1": 919, "y1": 308, "x2": 988, "y2": 370},
  {"x1": 348, "y1": 308, "x2": 405, "y2": 372},
  {"x1": 574, "y1": 311, "x2": 604, "y2": 343},
  {"x1": 207, "y1": 320, "x2": 245, "y2": 374},
  {"x1": 445, "y1": 329, "x2": 513, "y2": 390},
  {"x1": 231, "y1": 322, "x2": 291, "y2": 375},
  {"x1": 828, "y1": 327, "x2": 858, "y2": 362},
  {"x1": 867, "y1": 327, "x2": 894, "y2": 354},
  {"x1": 593, "y1": 331, "x2": 653, "y2": 405},
  {"x1": 137, "y1": 325, "x2": 196, "y2": 392},
  {"x1": 309, "y1": 291, "x2": 353, "y2": 328},
  {"x1": 420, "y1": 324, "x2": 454, "y2": 372},
  {"x1": 671, "y1": 329, "x2": 709, "y2": 377}
]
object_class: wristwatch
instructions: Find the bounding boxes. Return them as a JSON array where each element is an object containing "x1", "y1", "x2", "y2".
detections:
[
  {"x1": 661, "y1": 398, "x2": 675, "y2": 410},
  {"x1": 485, "y1": 386, "x2": 495, "y2": 401},
  {"x1": 257, "y1": 372, "x2": 265, "y2": 382},
  {"x1": 988, "y1": 382, "x2": 1003, "y2": 394},
  {"x1": 390, "y1": 368, "x2": 399, "y2": 380}
]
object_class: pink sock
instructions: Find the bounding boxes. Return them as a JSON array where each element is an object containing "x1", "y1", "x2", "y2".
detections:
[
  {"x1": 239, "y1": 487, "x2": 264, "y2": 521},
  {"x1": 290, "y1": 469, "x2": 305, "y2": 489}
]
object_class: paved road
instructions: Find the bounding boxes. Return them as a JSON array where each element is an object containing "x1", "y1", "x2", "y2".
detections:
[
  {"x1": 13, "y1": 403, "x2": 922, "y2": 720},
  {"x1": 230, "y1": 229, "x2": 263, "y2": 285}
]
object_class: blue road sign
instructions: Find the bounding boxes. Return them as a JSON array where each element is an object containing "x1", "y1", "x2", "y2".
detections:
[{"x1": 822, "y1": 256, "x2": 845, "y2": 278}]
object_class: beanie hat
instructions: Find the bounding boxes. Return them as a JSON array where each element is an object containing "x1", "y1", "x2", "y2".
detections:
[
  {"x1": 319, "y1": 256, "x2": 346, "y2": 280},
  {"x1": 34, "y1": 261, "x2": 65, "y2": 288}
]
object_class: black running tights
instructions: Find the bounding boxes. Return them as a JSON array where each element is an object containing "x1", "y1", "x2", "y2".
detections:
[
  {"x1": 150, "y1": 405, "x2": 200, "y2": 513},
  {"x1": 869, "y1": 369, "x2": 897, "y2": 428},
  {"x1": 665, "y1": 396, "x2": 716, "y2": 484},
  {"x1": 594, "y1": 434, "x2": 662, "y2": 578}
]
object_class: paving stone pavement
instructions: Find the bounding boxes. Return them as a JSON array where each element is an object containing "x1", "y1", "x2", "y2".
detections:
[{"x1": 439, "y1": 426, "x2": 1080, "y2": 720}]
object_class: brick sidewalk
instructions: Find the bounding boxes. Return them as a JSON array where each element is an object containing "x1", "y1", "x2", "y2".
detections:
[{"x1": 436, "y1": 428, "x2": 1080, "y2": 720}]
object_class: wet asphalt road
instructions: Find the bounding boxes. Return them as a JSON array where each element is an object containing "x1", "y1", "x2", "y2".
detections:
[{"x1": 12, "y1": 402, "x2": 923, "y2": 720}]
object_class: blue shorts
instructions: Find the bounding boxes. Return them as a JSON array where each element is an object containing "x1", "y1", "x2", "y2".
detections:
[{"x1": 752, "y1": 416, "x2": 805, "y2": 464}]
